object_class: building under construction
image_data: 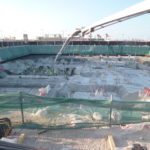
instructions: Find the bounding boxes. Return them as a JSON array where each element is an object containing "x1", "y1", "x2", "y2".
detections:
[{"x1": 0, "y1": 0, "x2": 150, "y2": 150}]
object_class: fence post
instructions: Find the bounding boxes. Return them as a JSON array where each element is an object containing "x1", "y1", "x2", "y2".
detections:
[
  {"x1": 109, "y1": 95, "x2": 113, "y2": 128},
  {"x1": 19, "y1": 92, "x2": 25, "y2": 124}
]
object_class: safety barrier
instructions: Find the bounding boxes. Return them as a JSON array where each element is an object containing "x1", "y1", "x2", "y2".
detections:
[
  {"x1": 0, "y1": 92, "x2": 150, "y2": 129},
  {"x1": 0, "y1": 45, "x2": 150, "y2": 62}
]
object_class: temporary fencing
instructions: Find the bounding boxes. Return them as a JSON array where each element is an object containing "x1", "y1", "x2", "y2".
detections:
[
  {"x1": 0, "y1": 45, "x2": 150, "y2": 62},
  {"x1": 0, "y1": 92, "x2": 150, "y2": 129}
]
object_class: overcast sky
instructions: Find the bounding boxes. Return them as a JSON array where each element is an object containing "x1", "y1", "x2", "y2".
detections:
[{"x1": 0, "y1": 0, "x2": 149, "y2": 40}]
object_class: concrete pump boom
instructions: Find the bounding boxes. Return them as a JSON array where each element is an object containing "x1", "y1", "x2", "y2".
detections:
[
  {"x1": 80, "y1": 0, "x2": 150, "y2": 36},
  {"x1": 54, "y1": 0, "x2": 150, "y2": 63}
]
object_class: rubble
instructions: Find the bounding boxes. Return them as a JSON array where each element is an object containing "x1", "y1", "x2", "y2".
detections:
[{"x1": 0, "y1": 55, "x2": 150, "y2": 101}]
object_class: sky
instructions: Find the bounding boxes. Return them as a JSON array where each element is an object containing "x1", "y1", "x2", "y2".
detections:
[{"x1": 0, "y1": 0, "x2": 150, "y2": 40}]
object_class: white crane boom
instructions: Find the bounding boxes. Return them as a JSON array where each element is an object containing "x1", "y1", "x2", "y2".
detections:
[
  {"x1": 54, "y1": 0, "x2": 150, "y2": 63},
  {"x1": 81, "y1": 0, "x2": 150, "y2": 35}
]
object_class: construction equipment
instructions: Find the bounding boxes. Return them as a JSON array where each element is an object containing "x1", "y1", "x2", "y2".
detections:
[
  {"x1": 55, "y1": 0, "x2": 150, "y2": 63},
  {"x1": 80, "y1": 0, "x2": 150, "y2": 36},
  {"x1": 0, "y1": 118, "x2": 12, "y2": 139}
]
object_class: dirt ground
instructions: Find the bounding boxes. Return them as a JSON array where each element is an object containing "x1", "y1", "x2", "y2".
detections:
[
  {"x1": 1, "y1": 56, "x2": 150, "y2": 149},
  {"x1": 1, "y1": 55, "x2": 150, "y2": 100},
  {"x1": 9, "y1": 123, "x2": 150, "y2": 150}
]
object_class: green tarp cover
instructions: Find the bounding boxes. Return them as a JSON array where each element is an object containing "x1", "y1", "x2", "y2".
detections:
[
  {"x1": 0, "y1": 92, "x2": 150, "y2": 129},
  {"x1": 0, "y1": 45, "x2": 150, "y2": 62}
]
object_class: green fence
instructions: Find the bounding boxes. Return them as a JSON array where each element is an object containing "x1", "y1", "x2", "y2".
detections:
[
  {"x1": 0, "y1": 45, "x2": 150, "y2": 62},
  {"x1": 0, "y1": 92, "x2": 150, "y2": 129}
]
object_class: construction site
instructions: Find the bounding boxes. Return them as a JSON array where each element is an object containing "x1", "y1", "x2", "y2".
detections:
[{"x1": 0, "y1": 0, "x2": 150, "y2": 150}]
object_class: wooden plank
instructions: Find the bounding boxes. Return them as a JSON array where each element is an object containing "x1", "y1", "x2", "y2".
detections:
[
  {"x1": 107, "y1": 135, "x2": 116, "y2": 150},
  {"x1": 125, "y1": 148, "x2": 132, "y2": 150},
  {"x1": 18, "y1": 134, "x2": 27, "y2": 144}
]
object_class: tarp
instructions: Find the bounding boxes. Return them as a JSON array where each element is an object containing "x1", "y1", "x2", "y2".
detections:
[
  {"x1": 0, "y1": 92, "x2": 150, "y2": 129},
  {"x1": 0, "y1": 45, "x2": 150, "y2": 62}
]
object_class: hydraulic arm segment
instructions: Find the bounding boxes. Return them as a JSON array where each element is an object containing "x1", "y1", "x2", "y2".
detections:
[
  {"x1": 80, "y1": 0, "x2": 150, "y2": 36},
  {"x1": 54, "y1": 0, "x2": 150, "y2": 63}
]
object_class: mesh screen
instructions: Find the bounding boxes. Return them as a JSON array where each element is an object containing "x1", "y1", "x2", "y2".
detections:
[{"x1": 0, "y1": 92, "x2": 150, "y2": 129}]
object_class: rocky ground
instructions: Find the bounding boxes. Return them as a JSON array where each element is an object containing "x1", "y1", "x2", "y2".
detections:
[
  {"x1": 1, "y1": 55, "x2": 150, "y2": 100},
  {"x1": 1, "y1": 55, "x2": 150, "y2": 149},
  {"x1": 7, "y1": 123, "x2": 150, "y2": 150}
]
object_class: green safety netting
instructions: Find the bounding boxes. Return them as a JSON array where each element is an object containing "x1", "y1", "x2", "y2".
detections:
[
  {"x1": 0, "y1": 45, "x2": 150, "y2": 62},
  {"x1": 0, "y1": 92, "x2": 150, "y2": 129}
]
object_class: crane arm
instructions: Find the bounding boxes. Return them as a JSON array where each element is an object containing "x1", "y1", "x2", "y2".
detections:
[
  {"x1": 81, "y1": 0, "x2": 150, "y2": 36},
  {"x1": 54, "y1": 0, "x2": 150, "y2": 63}
]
